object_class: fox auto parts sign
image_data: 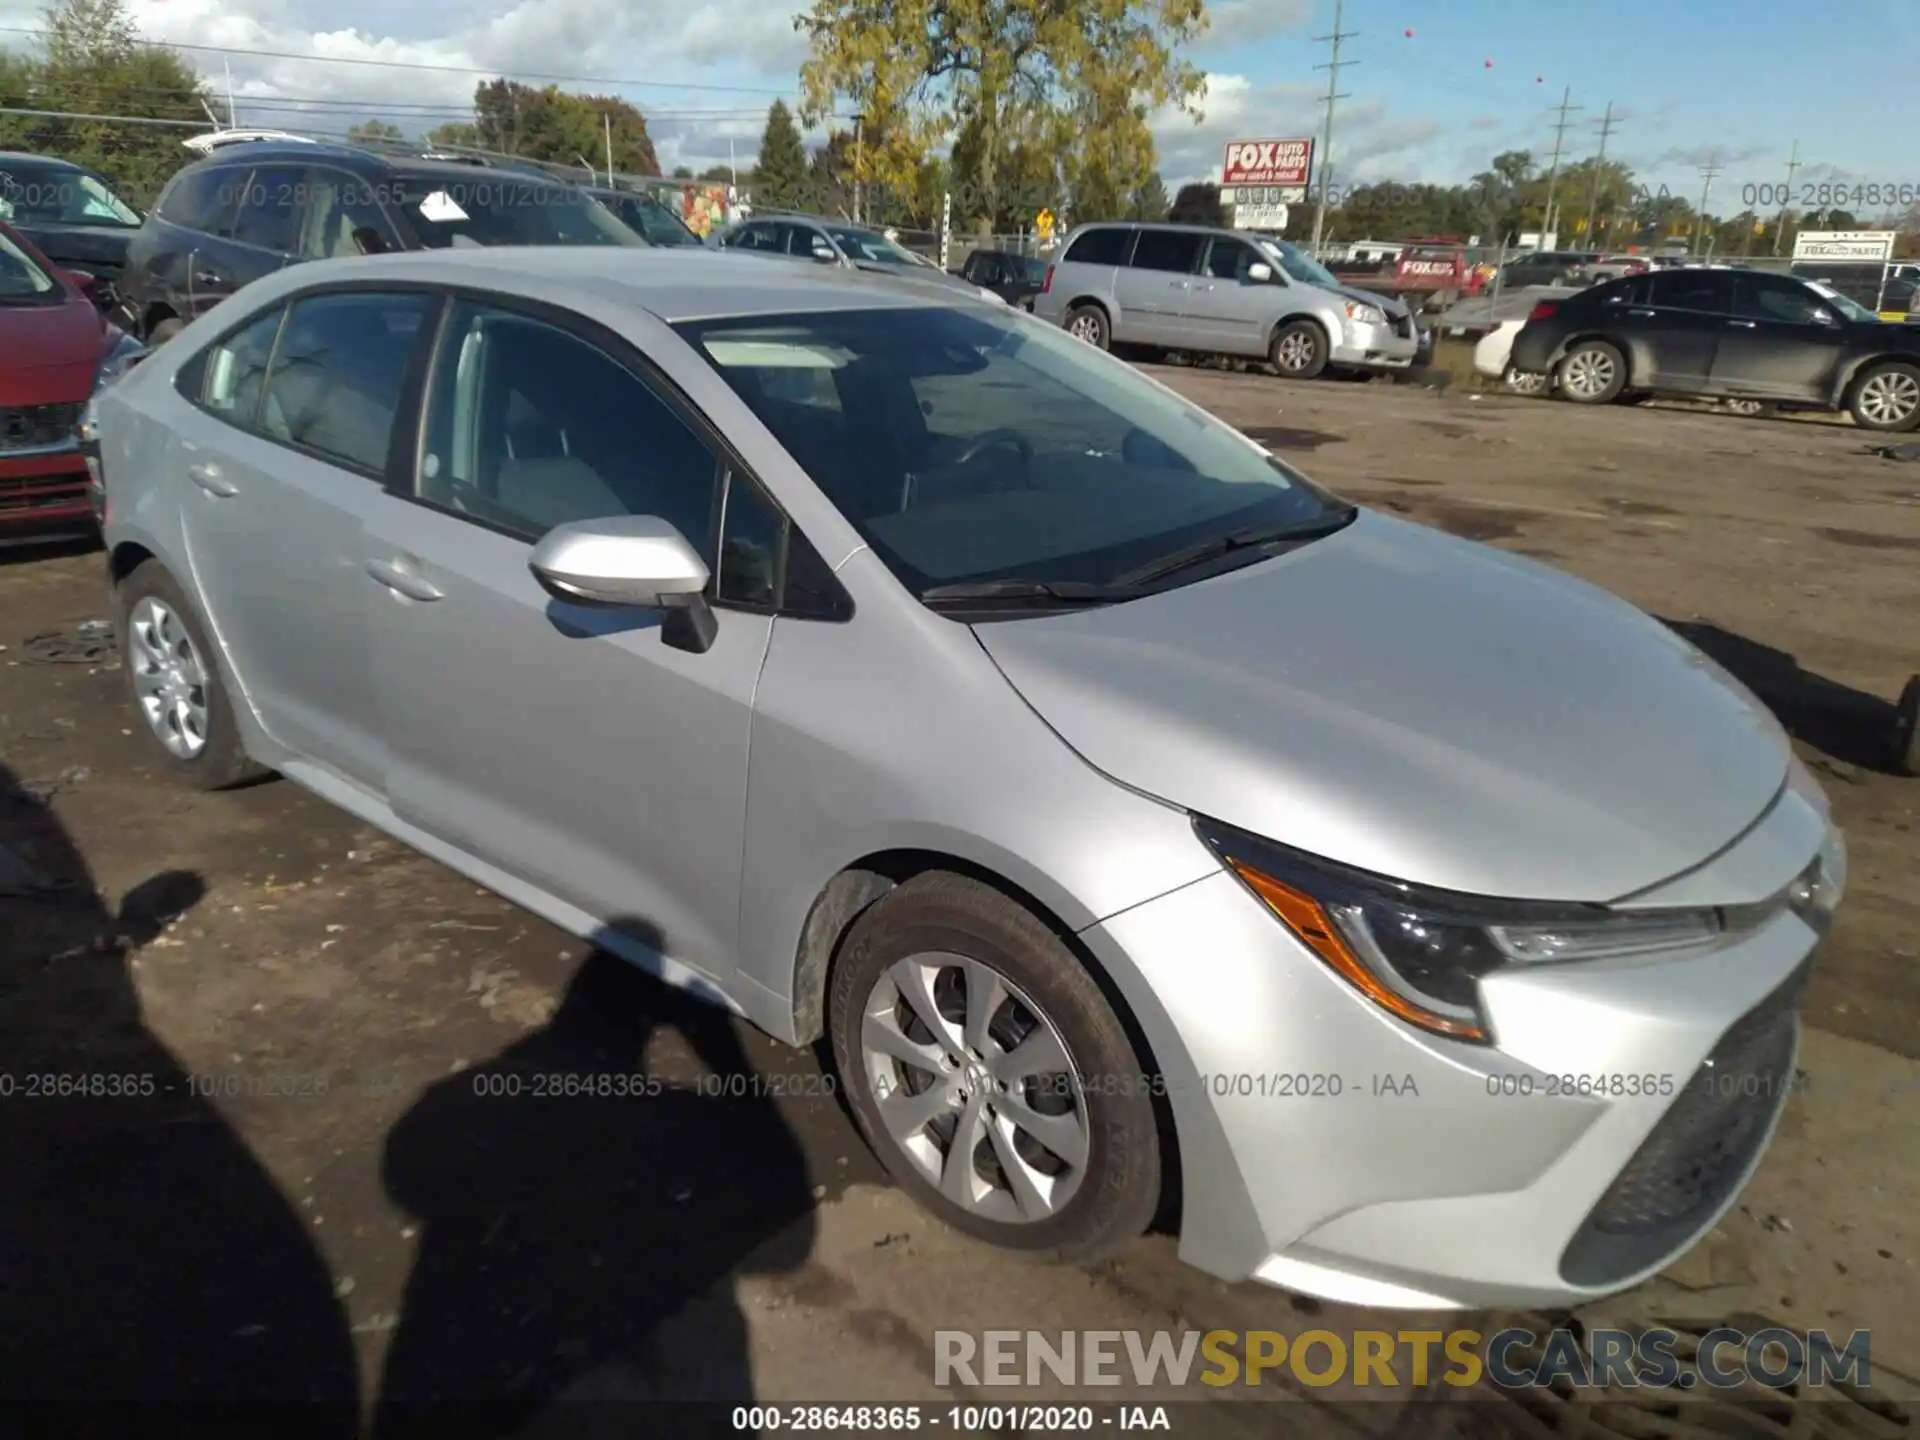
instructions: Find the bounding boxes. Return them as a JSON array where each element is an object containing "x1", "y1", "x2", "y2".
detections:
[
  {"x1": 1223, "y1": 138, "x2": 1314, "y2": 189},
  {"x1": 1792, "y1": 229, "x2": 1896, "y2": 264}
]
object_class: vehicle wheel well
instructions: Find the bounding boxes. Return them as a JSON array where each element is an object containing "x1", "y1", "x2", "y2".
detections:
[
  {"x1": 791, "y1": 848, "x2": 1181, "y2": 1228},
  {"x1": 1065, "y1": 297, "x2": 1110, "y2": 320},
  {"x1": 139, "y1": 303, "x2": 176, "y2": 337},
  {"x1": 109, "y1": 541, "x2": 155, "y2": 589},
  {"x1": 1268, "y1": 314, "x2": 1328, "y2": 353},
  {"x1": 1558, "y1": 332, "x2": 1633, "y2": 384}
]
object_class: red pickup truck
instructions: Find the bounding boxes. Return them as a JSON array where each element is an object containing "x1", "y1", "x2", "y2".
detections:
[{"x1": 1390, "y1": 247, "x2": 1494, "y2": 300}]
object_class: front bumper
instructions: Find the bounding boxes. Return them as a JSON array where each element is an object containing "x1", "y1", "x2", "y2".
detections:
[
  {"x1": 0, "y1": 445, "x2": 95, "y2": 547},
  {"x1": 1330, "y1": 316, "x2": 1421, "y2": 369},
  {"x1": 1081, "y1": 791, "x2": 1833, "y2": 1310}
]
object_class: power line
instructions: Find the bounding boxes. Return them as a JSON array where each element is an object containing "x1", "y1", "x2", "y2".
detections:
[
  {"x1": 1691, "y1": 151, "x2": 1723, "y2": 254},
  {"x1": 0, "y1": 24, "x2": 802, "y2": 96},
  {"x1": 1538, "y1": 84, "x2": 1581, "y2": 242},
  {"x1": 1307, "y1": 0, "x2": 1357, "y2": 254}
]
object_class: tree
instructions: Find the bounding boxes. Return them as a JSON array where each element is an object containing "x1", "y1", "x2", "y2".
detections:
[
  {"x1": 755, "y1": 99, "x2": 808, "y2": 209},
  {"x1": 471, "y1": 80, "x2": 659, "y2": 177},
  {"x1": 1168, "y1": 181, "x2": 1223, "y2": 227},
  {"x1": 426, "y1": 122, "x2": 479, "y2": 150},
  {"x1": 807, "y1": 129, "x2": 855, "y2": 216},
  {"x1": 1128, "y1": 171, "x2": 1169, "y2": 221},
  {"x1": 672, "y1": 166, "x2": 694, "y2": 179},
  {"x1": 0, "y1": 0, "x2": 213, "y2": 208},
  {"x1": 347, "y1": 120, "x2": 405, "y2": 145},
  {"x1": 796, "y1": 0, "x2": 1204, "y2": 235}
]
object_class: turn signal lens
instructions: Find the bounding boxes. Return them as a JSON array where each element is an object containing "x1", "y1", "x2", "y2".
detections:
[{"x1": 1529, "y1": 300, "x2": 1559, "y2": 321}]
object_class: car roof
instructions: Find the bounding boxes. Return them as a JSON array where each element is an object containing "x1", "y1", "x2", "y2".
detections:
[
  {"x1": 1, "y1": 150, "x2": 84, "y2": 166},
  {"x1": 221, "y1": 246, "x2": 973, "y2": 323},
  {"x1": 177, "y1": 141, "x2": 580, "y2": 187}
]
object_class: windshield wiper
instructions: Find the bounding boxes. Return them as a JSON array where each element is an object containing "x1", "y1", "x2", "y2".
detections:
[
  {"x1": 919, "y1": 577, "x2": 1142, "y2": 608},
  {"x1": 1113, "y1": 507, "x2": 1358, "y2": 588}
]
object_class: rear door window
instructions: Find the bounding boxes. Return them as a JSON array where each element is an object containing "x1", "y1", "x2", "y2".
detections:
[
  {"x1": 230, "y1": 165, "x2": 309, "y2": 253},
  {"x1": 1650, "y1": 270, "x2": 1734, "y2": 315},
  {"x1": 258, "y1": 291, "x2": 437, "y2": 474},
  {"x1": 159, "y1": 166, "x2": 241, "y2": 236},
  {"x1": 1129, "y1": 231, "x2": 1203, "y2": 274}
]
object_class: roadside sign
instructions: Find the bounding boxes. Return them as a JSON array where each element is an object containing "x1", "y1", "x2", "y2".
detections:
[
  {"x1": 1036, "y1": 208, "x2": 1055, "y2": 241},
  {"x1": 1227, "y1": 187, "x2": 1294, "y2": 229},
  {"x1": 1223, "y1": 138, "x2": 1313, "y2": 189},
  {"x1": 1793, "y1": 229, "x2": 1896, "y2": 263}
]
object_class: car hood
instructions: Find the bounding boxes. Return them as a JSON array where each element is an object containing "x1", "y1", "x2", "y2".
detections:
[
  {"x1": 0, "y1": 297, "x2": 107, "y2": 403},
  {"x1": 974, "y1": 511, "x2": 1790, "y2": 903},
  {"x1": 1335, "y1": 284, "x2": 1409, "y2": 318},
  {"x1": 9, "y1": 222, "x2": 134, "y2": 273}
]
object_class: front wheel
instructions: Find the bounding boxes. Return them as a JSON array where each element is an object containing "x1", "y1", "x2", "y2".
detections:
[
  {"x1": 828, "y1": 873, "x2": 1162, "y2": 1263},
  {"x1": 1270, "y1": 319, "x2": 1329, "y2": 380},
  {"x1": 1555, "y1": 339, "x2": 1627, "y2": 404},
  {"x1": 1847, "y1": 361, "x2": 1920, "y2": 432}
]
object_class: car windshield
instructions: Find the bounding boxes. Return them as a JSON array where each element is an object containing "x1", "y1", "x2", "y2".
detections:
[
  {"x1": 607, "y1": 192, "x2": 701, "y2": 246},
  {"x1": 676, "y1": 305, "x2": 1344, "y2": 597},
  {"x1": 1254, "y1": 237, "x2": 1339, "y2": 289},
  {"x1": 394, "y1": 174, "x2": 641, "y2": 248},
  {"x1": 824, "y1": 226, "x2": 920, "y2": 265},
  {"x1": 1804, "y1": 280, "x2": 1880, "y2": 324},
  {"x1": 1017, "y1": 256, "x2": 1048, "y2": 283},
  {"x1": 0, "y1": 226, "x2": 57, "y2": 298},
  {"x1": 0, "y1": 162, "x2": 142, "y2": 228}
]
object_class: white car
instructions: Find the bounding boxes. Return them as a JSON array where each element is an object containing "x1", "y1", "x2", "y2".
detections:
[{"x1": 1473, "y1": 319, "x2": 1547, "y2": 394}]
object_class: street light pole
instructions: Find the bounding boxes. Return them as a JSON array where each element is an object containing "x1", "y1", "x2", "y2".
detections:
[
  {"x1": 1308, "y1": 0, "x2": 1357, "y2": 256},
  {"x1": 1539, "y1": 85, "x2": 1581, "y2": 245}
]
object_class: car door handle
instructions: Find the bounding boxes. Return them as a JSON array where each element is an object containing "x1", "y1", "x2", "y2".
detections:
[
  {"x1": 1628, "y1": 308, "x2": 1656, "y2": 317},
  {"x1": 1168, "y1": 279, "x2": 1189, "y2": 289},
  {"x1": 1726, "y1": 319, "x2": 1757, "y2": 329},
  {"x1": 186, "y1": 462, "x2": 237, "y2": 498},
  {"x1": 365, "y1": 557, "x2": 443, "y2": 602}
]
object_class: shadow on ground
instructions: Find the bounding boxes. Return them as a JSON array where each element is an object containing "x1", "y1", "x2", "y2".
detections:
[
  {"x1": 1663, "y1": 620, "x2": 1902, "y2": 773},
  {"x1": 0, "y1": 760, "x2": 360, "y2": 1432}
]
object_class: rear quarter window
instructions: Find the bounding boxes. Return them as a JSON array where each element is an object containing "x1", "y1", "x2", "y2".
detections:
[
  {"x1": 1062, "y1": 227, "x2": 1131, "y2": 266},
  {"x1": 158, "y1": 167, "x2": 238, "y2": 234}
]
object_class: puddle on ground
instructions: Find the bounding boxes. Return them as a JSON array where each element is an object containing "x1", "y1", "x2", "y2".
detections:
[
  {"x1": 1240, "y1": 425, "x2": 1343, "y2": 452},
  {"x1": 1816, "y1": 527, "x2": 1920, "y2": 551}
]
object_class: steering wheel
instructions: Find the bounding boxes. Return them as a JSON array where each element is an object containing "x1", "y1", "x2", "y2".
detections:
[{"x1": 952, "y1": 427, "x2": 1033, "y2": 470}]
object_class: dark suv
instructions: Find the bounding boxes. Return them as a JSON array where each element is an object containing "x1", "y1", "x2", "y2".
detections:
[
  {"x1": 0, "y1": 151, "x2": 145, "y2": 302},
  {"x1": 120, "y1": 140, "x2": 641, "y2": 343}
]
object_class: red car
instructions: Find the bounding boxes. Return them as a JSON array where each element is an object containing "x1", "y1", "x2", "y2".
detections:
[{"x1": 2, "y1": 219, "x2": 143, "y2": 547}]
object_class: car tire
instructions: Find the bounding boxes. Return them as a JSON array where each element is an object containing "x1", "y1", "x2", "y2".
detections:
[
  {"x1": 828, "y1": 871, "x2": 1162, "y2": 1265},
  {"x1": 1846, "y1": 360, "x2": 1920, "y2": 432},
  {"x1": 1555, "y1": 339, "x2": 1627, "y2": 404},
  {"x1": 1893, "y1": 676, "x2": 1920, "y2": 778},
  {"x1": 147, "y1": 316, "x2": 184, "y2": 346},
  {"x1": 1270, "y1": 319, "x2": 1329, "y2": 380},
  {"x1": 1503, "y1": 365, "x2": 1549, "y2": 396},
  {"x1": 1064, "y1": 304, "x2": 1110, "y2": 350},
  {"x1": 115, "y1": 561, "x2": 266, "y2": 791}
]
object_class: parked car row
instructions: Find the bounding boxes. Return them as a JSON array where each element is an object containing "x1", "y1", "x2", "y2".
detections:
[
  {"x1": 1498, "y1": 265, "x2": 1920, "y2": 430},
  {"x1": 76, "y1": 242, "x2": 1845, "y2": 1315},
  {"x1": 1034, "y1": 220, "x2": 1429, "y2": 379}
]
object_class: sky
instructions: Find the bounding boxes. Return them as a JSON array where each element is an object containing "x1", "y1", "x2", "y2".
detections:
[{"x1": 3, "y1": 0, "x2": 1917, "y2": 208}]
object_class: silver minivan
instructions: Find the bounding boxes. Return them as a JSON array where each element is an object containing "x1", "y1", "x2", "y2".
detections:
[{"x1": 1034, "y1": 221, "x2": 1422, "y2": 378}]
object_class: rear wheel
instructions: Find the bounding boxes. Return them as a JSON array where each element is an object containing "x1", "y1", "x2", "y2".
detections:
[
  {"x1": 1064, "y1": 304, "x2": 1110, "y2": 350},
  {"x1": 828, "y1": 873, "x2": 1162, "y2": 1263},
  {"x1": 1847, "y1": 361, "x2": 1920, "y2": 432},
  {"x1": 1503, "y1": 365, "x2": 1549, "y2": 396},
  {"x1": 1270, "y1": 319, "x2": 1329, "y2": 380},
  {"x1": 1556, "y1": 340, "x2": 1627, "y2": 404}
]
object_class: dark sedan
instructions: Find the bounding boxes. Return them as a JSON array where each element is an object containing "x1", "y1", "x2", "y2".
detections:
[
  {"x1": 0, "y1": 152, "x2": 144, "y2": 308},
  {"x1": 1509, "y1": 266, "x2": 1920, "y2": 431},
  {"x1": 955, "y1": 248, "x2": 1048, "y2": 309}
]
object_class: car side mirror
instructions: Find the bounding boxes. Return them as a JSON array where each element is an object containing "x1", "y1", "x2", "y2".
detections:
[
  {"x1": 59, "y1": 268, "x2": 98, "y2": 297},
  {"x1": 810, "y1": 243, "x2": 837, "y2": 263},
  {"x1": 352, "y1": 226, "x2": 389, "y2": 255},
  {"x1": 1245, "y1": 261, "x2": 1274, "y2": 284},
  {"x1": 528, "y1": 516, "x2": 717, "y2": 653}
]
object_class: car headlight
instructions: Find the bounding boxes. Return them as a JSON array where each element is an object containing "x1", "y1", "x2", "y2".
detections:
[
  {"x1": 1343, "y1": 301, "x2": 1386, "y2": 325},
  {"x1": 94, "y1": 331, "x2": 148, "y2": 392},
  {"x1": 1195, "y1": 816, "x2": 1837, "y2": 1045}
]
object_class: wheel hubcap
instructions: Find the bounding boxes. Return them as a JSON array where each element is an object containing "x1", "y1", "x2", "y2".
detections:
[
  {"x1": 128, "y1": 596, "x2": 210, "y2": 760},
  {"x1": 1563, "y1": 349, "x2": 1615, "y2": 398},
  {"x1": 1860, "y1": 372, "x2": 1920, "y2": 425},
  {"x1": 860, "y1": 953, "x2": 1091, "y2": 1224},
  {"x1": 1277, "y1": 333, "x2": 1312, "y2": 370},
  {"x1": 1506, "y1": 367, "x2": 1547, "y2": 395},
  {"x1": 1069, "y1": 314, "x2": 1101, "y2": 343}
]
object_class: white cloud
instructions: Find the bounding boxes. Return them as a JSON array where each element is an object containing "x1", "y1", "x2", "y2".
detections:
[{"x1": 1199, "y1": 0, "x2": 1314, "y2": 49}]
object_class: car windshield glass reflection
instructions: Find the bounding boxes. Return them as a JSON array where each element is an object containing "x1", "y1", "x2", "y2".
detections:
[
  {"x1": 677, "y1": 305, "x2": 1344, "y2": 598},
  {"x1": 395, "y1": 177, "x2": 641, "y2": 248}
]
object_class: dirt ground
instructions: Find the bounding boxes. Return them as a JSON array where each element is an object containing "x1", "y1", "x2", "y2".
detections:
[{"x1": 2, "y1": 367, "x2": 1917, "y2": 1435}]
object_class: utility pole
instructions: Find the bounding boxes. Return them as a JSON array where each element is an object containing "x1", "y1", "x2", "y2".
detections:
[
  {"x1": 604, "y1": 112, "x2": 614, "y2": 184},
  {"x1": 1691, "y1": 152, "x2": 1723, "y2": 254},
  {"x1": 1581, "y1": 101, "x2": 1620, "y2": 246},
  {"x1": 1770, "y1": 139, "x2": 1801, "y2": 256},
  {"x1": 1539, "y1": 84, "x2": 1582, "y2": 245},
  {"x1": 1308, "y1": 0, "x2": 1357, "y2": 256},
  {"x1": 852, "y1": 112, "x2": 864, "y2": 224}
]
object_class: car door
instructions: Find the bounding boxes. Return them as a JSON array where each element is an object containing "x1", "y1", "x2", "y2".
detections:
[
  {"x1": 1708, "y1": 273, "x2": 1849, "y2": 401},
  {"x1": 171, "y1": 288, "x2": 437, "y2": 785},
  {"x1": 164, "y1": 165, "x2": 245, "y2": 322},
  {"x1": 1639, "y1": 269, "x2": 1733, "y2": 389},
  {"x1": 360, "y1": 297, "x2": 776, "y2": 984},
  {"x1": 293, "y1": 167, "x2": 404, "y2": 260},
  {"x1": 1114, "y1": 229, "x2": 1203, "y2": 345},
  {"x1": 1186, "y1": 236, "x2": 1273, "y2": 354}
]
